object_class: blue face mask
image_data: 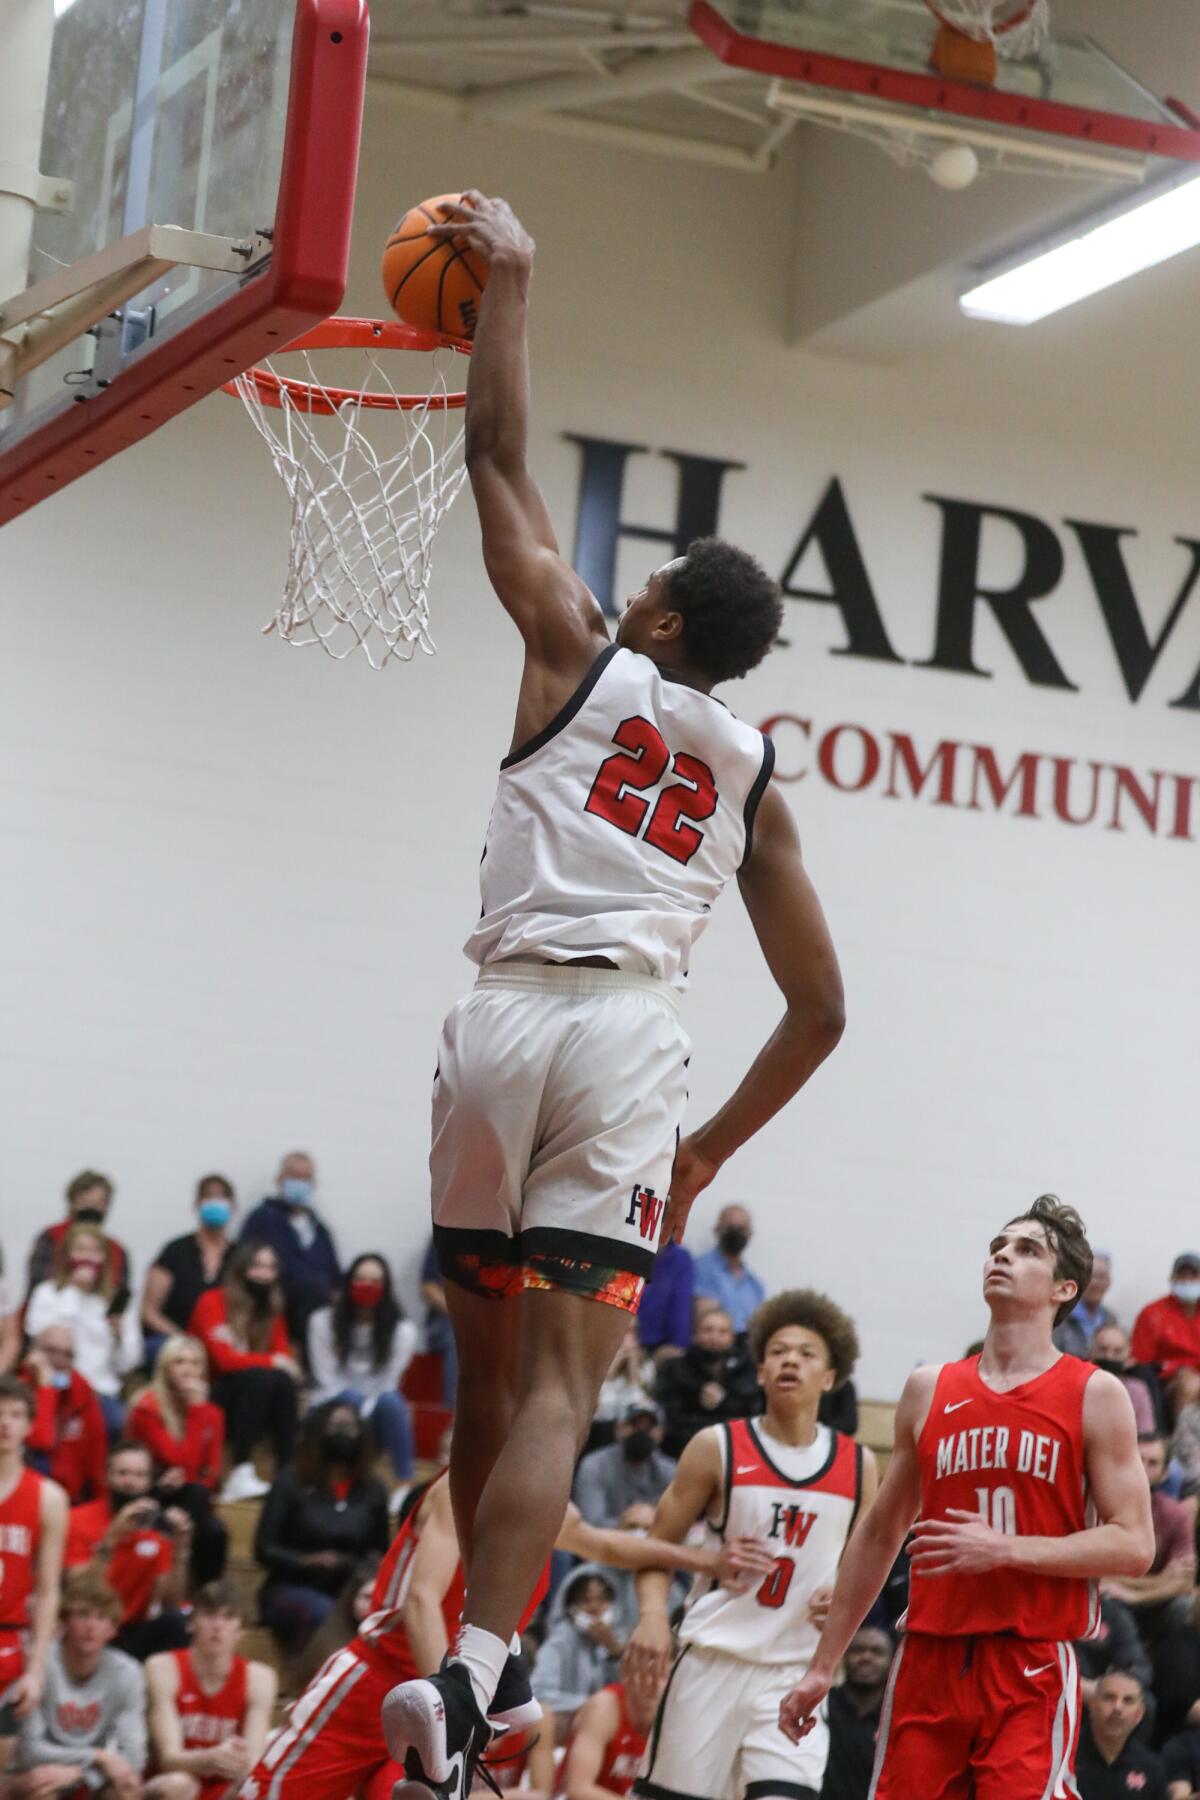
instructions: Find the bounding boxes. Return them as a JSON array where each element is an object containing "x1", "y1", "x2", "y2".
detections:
[
  {"x1": 280, "y1": 1177, "x2": 313, "y2": 1207},
  {"x1": 50, "y1": 1369, "x2": 72, "y2": 1390},
  {"x1": 198, "y1": 1199, "x2": 232, "y2": 1229},
  {"x1": 1173, "y1": 1280, "x2": 1200, "y2": 1305}
]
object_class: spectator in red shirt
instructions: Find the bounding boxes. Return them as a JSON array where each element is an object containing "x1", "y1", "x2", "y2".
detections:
[
  {"x1": 189, "y1": 1242, "x2": 300, "y2": 1504},
  {"x1": 129, "y1": 1336, "x2": 228, "y2": 1585},
  {"x1": 21, "y1": 1323, "x2": 107, "y2": 1503},
  {"x1": 67, "y1": 1438, "x2": 193, "y2": 1661},
  {"x1": 26, "y1": 1169, "x2": 131, "y2": 1307},
  {"x1": 1131, "y1": 1253, "x2": 1200, "y2": 1379}
]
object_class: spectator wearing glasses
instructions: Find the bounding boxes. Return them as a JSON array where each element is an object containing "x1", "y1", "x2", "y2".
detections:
[{"x1": 21, "y1": 1323, "x2": 108, "y2": 1503}]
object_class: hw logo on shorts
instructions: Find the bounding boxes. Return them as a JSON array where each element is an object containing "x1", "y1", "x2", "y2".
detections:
[{"x1": 625, "y1": 1183, "x2": 665, "y2": 1241}]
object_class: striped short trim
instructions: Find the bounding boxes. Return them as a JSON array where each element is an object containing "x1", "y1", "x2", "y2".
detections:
[{"x1": 251, "y1": 1648, "x2": 368, "y2": 1800}]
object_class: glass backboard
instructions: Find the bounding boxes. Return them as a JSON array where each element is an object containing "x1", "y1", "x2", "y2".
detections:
[
  {"x1": 690, "y1": 0, "x2": 1200, "y2": 173},
  {"x1": 0, "y1": 0, "x2": 369, "y2": 525}
]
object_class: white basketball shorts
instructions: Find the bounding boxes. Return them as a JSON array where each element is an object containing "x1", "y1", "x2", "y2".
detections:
[
  {"x1": 636, "y1": 1645, "x2": 830, "y2": 1800},
  {"x1": 430, "y1": 962, "x2": 690, "y2": 1312}
]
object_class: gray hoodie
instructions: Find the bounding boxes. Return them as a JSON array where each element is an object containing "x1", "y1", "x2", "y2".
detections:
[{"x1": 531, "y1": 1564, "x2": 621, "y2": 1716}]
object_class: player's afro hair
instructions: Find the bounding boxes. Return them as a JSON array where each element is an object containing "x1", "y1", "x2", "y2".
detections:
[
  {"x1": 666, "y1": 537, "x2": 783, "y2": 684},
  {"x1": 1003, "y1": 1193, "x2": 1093, "y2": 1328},
  {"x1": 748, "y1": 1288, "x2": 860, "y2": 1389}
]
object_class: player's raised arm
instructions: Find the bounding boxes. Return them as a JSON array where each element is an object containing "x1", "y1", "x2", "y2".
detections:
[
  {"x1": 427, "y1": 195, "x2": 608, "y2": 705},
  {"x1": 778, "y1": 1368, "x2": 932, "y2": 1745},
  {"x1": 667, "y1": 782, "x2": 845, "y2": 1241}
]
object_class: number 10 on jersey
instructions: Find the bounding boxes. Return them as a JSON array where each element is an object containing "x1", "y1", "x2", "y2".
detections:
[{"x1": 975, "y1": 1486, "x2": 1017, "y2": 1534}]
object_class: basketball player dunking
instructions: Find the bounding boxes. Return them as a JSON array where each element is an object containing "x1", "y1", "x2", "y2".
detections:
[
  {"x1": 778, "y1": 1196, "x2": 1155, "y2": 1800},
  {"x1": 0, "y1": 1376, "x2": 68, "y2": 1779},
  {"x1": 382, "y1": 193, "x2": 845, "y2": 1800},
  {"x1": 626, "y1": 1290, "x2": 875, "y2": 1800}
]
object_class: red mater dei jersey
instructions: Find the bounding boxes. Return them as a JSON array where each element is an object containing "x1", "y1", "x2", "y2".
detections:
[
  {"x1": 352, "y1": 1477, "x2": 549, "y2": 1679},
  {"x1": 172, "y1": 1649, "x2": 248, "y2": 1748},
  {"x1": 906, "y1": 1353, "x2": 1099, "y2": 1641},
  {"x1": 0, "y1": 1468, "x2": 42, "y2": 1687}
]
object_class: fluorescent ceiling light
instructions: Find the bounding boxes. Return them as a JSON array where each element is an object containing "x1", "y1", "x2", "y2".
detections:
[{"x1": 960, "y1": 172, "x2": 1200, "y2": 325}]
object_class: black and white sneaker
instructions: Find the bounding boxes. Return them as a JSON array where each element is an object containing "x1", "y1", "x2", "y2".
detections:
[
  {"x1": 382, "y1": 1662, "x2": 489, "y2": 1800},
  {"x1": 488, "y1": 1652, "x2": 543, "y2": 1734}
]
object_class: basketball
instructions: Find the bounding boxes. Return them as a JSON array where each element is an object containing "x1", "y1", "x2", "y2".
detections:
[{"x1": 381, "y1": 192, "x2": 487, "y2": 341}]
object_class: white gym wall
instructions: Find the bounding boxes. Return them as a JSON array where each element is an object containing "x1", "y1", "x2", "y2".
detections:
[{"x1": 3, "y1": 96, "x2": 1198, "y2": 1395}]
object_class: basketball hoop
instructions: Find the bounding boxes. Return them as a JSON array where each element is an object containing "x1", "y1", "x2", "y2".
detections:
[
  {"x1": 924, "y1": 0, "x2": 1049, "y2": 84},
  {"x1": 224, "y1": 317, "x2": 470, "y2": 671}
]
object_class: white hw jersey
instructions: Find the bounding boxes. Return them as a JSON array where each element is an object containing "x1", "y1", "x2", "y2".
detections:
[
  {"x1": 681, "y1": 1417, "x2": 863, "y2": 1666},
  {"x1": 466, "y1": 644, "x2": 775, "y2": 990}
]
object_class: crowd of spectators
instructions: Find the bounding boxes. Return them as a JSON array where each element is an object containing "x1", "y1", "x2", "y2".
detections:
[{"x1": 10, "y1": 1172, "x2": 1200, "y2": 1800}]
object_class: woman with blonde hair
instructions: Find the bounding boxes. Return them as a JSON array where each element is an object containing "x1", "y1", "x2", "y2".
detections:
[
  {"x1": 129, "y1": 1335, "x2": 229, "y2": 1582},
  {"x1": 26, "y1": 1221, "x2": 141, "y2": 1437},
  {"x1": 189, "y1": 1240, "x2": 301, "y2": 1502}
]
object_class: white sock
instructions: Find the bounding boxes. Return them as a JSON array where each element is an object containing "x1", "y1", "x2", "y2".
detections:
[{"x1": 451, "y1": 1624, "x2": 509, "y2": 1715}]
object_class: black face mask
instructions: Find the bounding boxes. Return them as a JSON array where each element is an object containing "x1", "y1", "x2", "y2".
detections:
[
  {"x1": 624, "y1": 1429, "x2": 655, "y2": 1463},
  {"x1": 323, "y1": 1431, "x2": 359, "y2": 1464},
  {"x1": 718, "y1": 1227, "x2": 749, "y2": 1258},
  {"x1": 243, "y1": 1276, "x2": 274, "y2": 1308},
  {"x1": 74, "y1": 1207, "x2": 105, "y2": 1225},
  {"x1": 1093, "y1": 1358, "x2": 1125, "y2": 1377}
]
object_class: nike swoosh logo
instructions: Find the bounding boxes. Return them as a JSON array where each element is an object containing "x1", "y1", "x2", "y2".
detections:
[
  {"x1": 943, "y1": 1400, "x2": 973, "y2": 1414},
  {"x1": 1024, "y1": 1664, "x2": 1054, "y2": 1679},
  {"x1": 736, "y1": 1465, "x2": 757, "y2": 1474}
]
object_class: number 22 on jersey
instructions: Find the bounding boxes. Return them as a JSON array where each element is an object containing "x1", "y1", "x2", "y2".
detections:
[{"x1": 584, "y1": 717, "x2": 718, "y2": 867}]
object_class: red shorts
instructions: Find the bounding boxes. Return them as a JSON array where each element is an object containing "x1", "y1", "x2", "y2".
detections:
[
  {"x1": 870, "y1": 1632, "x2": 1081, "y2": 1800},
  {"x1": 241, "y1": 1648, "x2": 395, "y2": 1800}
]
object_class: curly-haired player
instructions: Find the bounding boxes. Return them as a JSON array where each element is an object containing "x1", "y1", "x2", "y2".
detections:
[
  {"x1": 382, "y1": 193, "x2": 846, "y2": 1800},
  {"x1": 624, "y1": 1289, "x2": 874, "y2": 1800},
  {"x1": 778, "y1": 1196, "x2": 1154, "y2": 1800}
]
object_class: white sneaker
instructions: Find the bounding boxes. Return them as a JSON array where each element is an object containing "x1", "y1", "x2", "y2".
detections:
[{"x1": 220, "y1": 1462, "x2": 270, "y2": 1503}]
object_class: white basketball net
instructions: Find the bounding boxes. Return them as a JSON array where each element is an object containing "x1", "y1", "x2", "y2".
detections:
[
  {"x1": 231, "y1": 341, "x2": 468, "y2": 671},
  {"x1": 928, "y1": 0, "x2": 1050, "y2": 59}
]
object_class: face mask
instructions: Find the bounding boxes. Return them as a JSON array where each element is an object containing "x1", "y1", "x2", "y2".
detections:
[
  {"x1": 571, "y1": 1606, "x2": 614, "y2": 1633},
  {"x1": 624, "y1": 1429, "x2": 655, "y2": 1463},
  {"x1": 1093, "y1": 1357, "x2": 1125, "y2": 1376},
  {"x1": 280, "y1": 1177, "x2": 313, "y2": 1207},
  {"x1": 718, "y1": 1227, "x2": 749, "y2": 1258},
  {"x1": 349, "y1": 1278, "x2": 385, "y2": 1310},
  {"x1": 1172, "y1": 1280, "x2": 1200, "y2": 1304},
  {"x1": 69, "y1": 1257, "x2": 101, "y2": 1277},
  {"x1": 50, "y1": 1369, "x2": 72, "y2": 1390},
  {"x1": 244, "y1": 1275, "x2": 274, "y2": 1306},
  {"x1": 323, "y1": 1431, "x2": 359, "y2": 1463},
  {"x1": 198, "y1": 1199, "x2": 232, "y2": 1229},
  {"x1": 73, "y1": 1207, "x2": 105, "y2": 1225}
]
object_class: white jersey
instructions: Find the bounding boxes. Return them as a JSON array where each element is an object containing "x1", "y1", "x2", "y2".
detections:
[
  {"x1": 680, "y1": 1416, "x2": 863, "y2": 1666},
  {"x1": 466, "y1": 644, "x2": 775, "y2": 990}
]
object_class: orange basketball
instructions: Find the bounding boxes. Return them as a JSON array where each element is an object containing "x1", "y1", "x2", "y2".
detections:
[{"x1": 381, "y1": 192, "x2": 487, "y2": 341}]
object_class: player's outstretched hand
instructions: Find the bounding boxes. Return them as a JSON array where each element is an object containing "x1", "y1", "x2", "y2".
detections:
[
  {"x1": 623, "y1": 1610, "x2": 674, "y2": 1687},
  {"x1": 714, "y1": 1536, "x2": 775, "y2": 1590},
  {"x1": 663, "y1": 1133, "x2": 721, "y2": 1246},
  {"x1": 908, "y1": 1509, "x2": 1012, "y2": 1574},
  {"x1": 778, "y1": 1670, "x2": 831, "y2": 1745},
  {"x1": 426, "y1": 192, "x2": 535, "y2": 268}
]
